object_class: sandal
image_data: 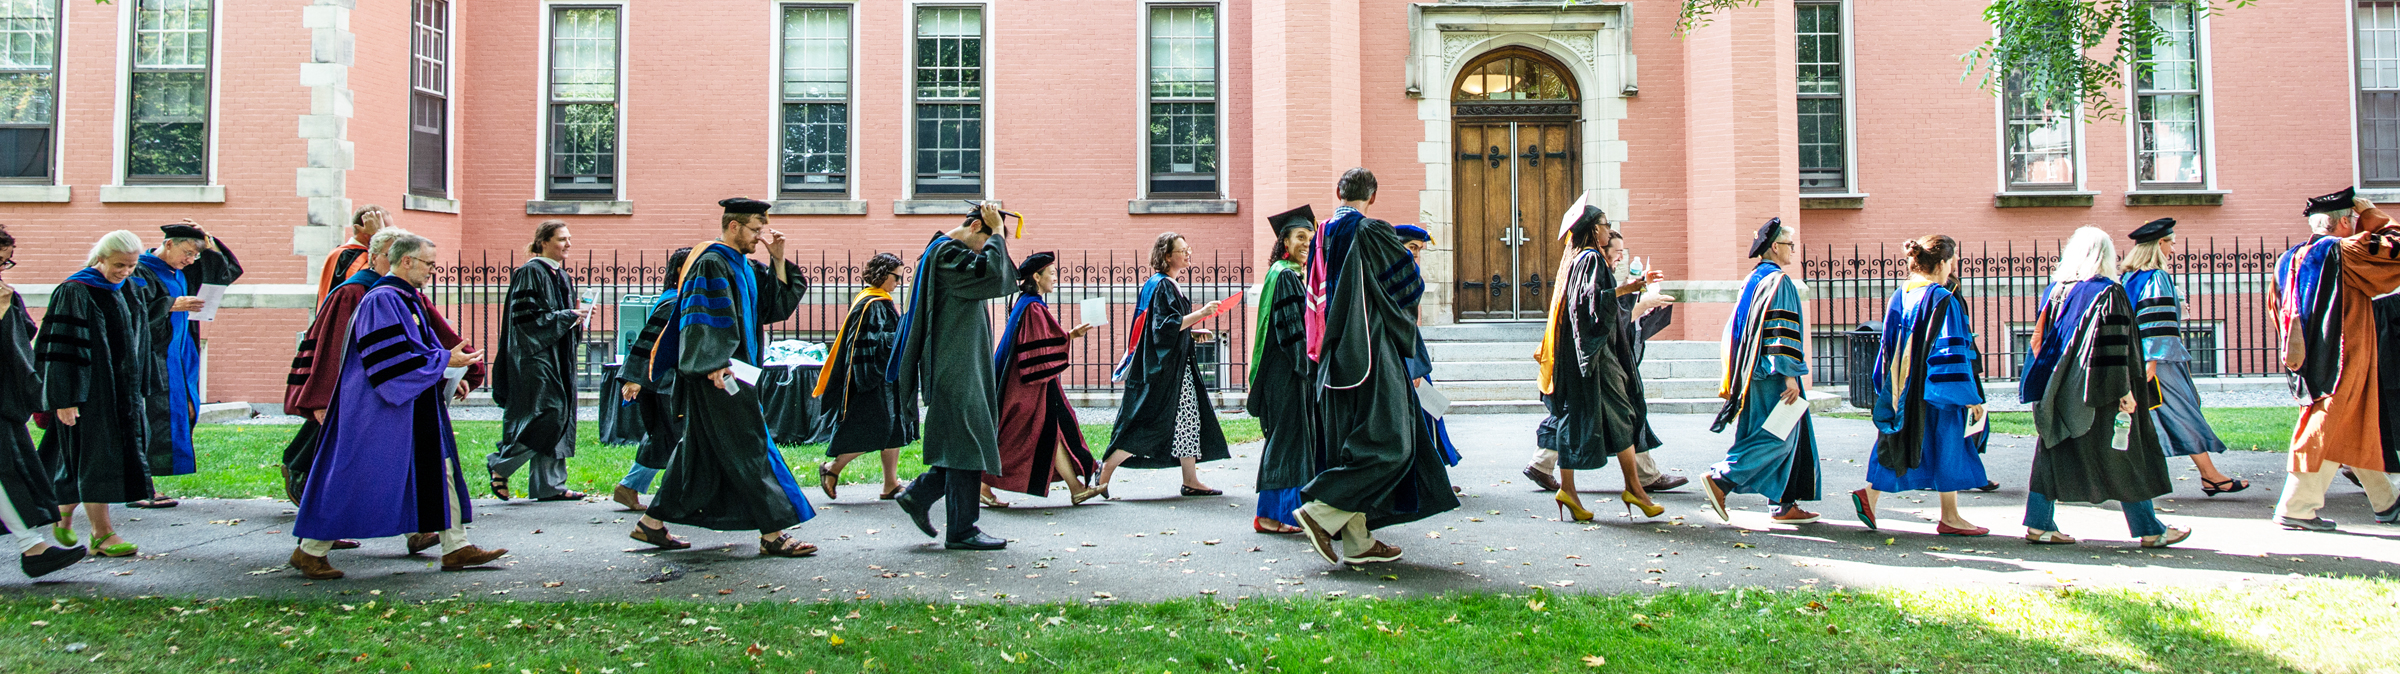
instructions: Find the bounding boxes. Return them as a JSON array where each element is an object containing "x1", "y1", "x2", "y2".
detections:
[
  {"x1": 128, "y1": 497, "x2": 178, "y2": 509},
  {"x1": 2024, "y1": 529, "x2": 2078, "y2": 545},
  {"x1": 2140, "y1": 526, "x2": 2192, "y2": 548},
  {"x1": 53, "y1": 525, "x2": 76, "y2": 548},
  {"x1": 534, "y1": 490, "x2": 589, "y2": 502},
  {"x1": 1253, "y1": 517, "x2": 1302, "y2": 535},
  {"x1": 979, "y1": 491, "x2": 1008, "y2": 508},
  {"x1": 91, "y1": 533, "x2": 137, "y2": 557},
  {"x1": 818, "y1": 463, "x2": 840, "y2": 501},
  {"x1": 759, "y1": 533, "x2": 817, "y2": 558},
  {"x1": 489, "y1": 469, "x2": 512, "y2": 501},
  {"x1": 627, "y1": 521, "x2": 691, "y2": 550},
  {"x1": 878, "y1": 484, "x2": 903, "y2": 501},
  {"x1": 2200, "y1": 477, "x2": 2249, "y2": 497}
]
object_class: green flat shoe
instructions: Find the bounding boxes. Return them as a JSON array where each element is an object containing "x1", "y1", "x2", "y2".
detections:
[
  {"x1": 53, "y1": 527, "x2": 76, "y2": 547},
  {"x1": 95, "y1": 542, "x2": 137, "y2": 558}
]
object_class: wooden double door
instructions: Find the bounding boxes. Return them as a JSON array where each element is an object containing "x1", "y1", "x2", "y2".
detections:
[{"x1": 1453, "y1": 119, "x2": 1579, "y2": 321}]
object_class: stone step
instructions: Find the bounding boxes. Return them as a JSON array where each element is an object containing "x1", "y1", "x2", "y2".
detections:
[
  {"x1": 1422, "y1": 322, "x2": 1546, "y2": 343},
  {"x1": 1642, "y1": 340, "x2": 1720, "y2": 361},
  {"x1": 1432, "y1": 360, "x2": 1540, "y2": 381},
  {"x1": 1636, "y1": 358, "x2": 1722, "y2": 380},
  {"x1": 1435, "y1": 380, "x2": 1541, "y2": 402},
  {"x1": 1447, "y1": 400, "x2": 1549, "y2": 415},
  {"x1": 1638, "y1": 378, "x2": 1726, "y2": 399},
  {"x1": 1426, "y1": 341, "x2": 1539, "y2": 362}
]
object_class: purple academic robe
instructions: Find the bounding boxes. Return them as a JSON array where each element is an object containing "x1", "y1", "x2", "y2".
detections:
[{"x1": 293, "y1": 277, "x2": 474, "y2": 541}]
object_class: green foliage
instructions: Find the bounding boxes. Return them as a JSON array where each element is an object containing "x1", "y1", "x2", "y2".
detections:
[{"x1": 1677, "y1": 0, "x2": 2257, "y2": 122}]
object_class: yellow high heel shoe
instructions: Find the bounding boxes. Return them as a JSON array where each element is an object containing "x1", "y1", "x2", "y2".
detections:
[
  {"x1": 1621, "y1": 491, "x2": 1665, "y2": 518},
  {"x1": 1554, "y1": 490, "x2": 1594, "y2": 523}
]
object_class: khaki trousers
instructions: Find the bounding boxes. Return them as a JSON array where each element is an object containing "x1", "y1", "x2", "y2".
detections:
[{"x1": 2274, "y1": 462, "x2": 2399, "y2": 520}]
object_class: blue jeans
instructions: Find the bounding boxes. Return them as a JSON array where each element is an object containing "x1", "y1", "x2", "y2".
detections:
[
  {"x1": 2022, "y1": 492, "x2": 2166, "y2": 537},
  {"x1": 619, "y1": 464, "x2": 660, "y2": 493}
]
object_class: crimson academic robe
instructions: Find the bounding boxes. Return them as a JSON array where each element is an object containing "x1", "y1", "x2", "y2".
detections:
[
  {"x1": 293, "y1": 276, "x2": 475, "y2": 540},
  {"x1": 279, "y1": 268, "x2": 379, "y2": 500},
  {"x1": 34, "y1": 270, "x2": 153, "y2": 505},
  {"x1": 984, "y1": 294, "x2": 1099, "y2": 496}
]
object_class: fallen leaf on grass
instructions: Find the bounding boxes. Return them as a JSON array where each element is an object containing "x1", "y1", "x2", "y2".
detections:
[
  {"x1": 746, "y1": 643, "x2": 765, "y2": 657},
  {"x1": 1583, "y1": 655, "x2": 1606, "y2": 667},
  {"x1": 829, "y1": 634, "x2": 845, "y2": 646},
  {"x1": 1527, "y1": 599, "x2": 1547, "y2": 612}
]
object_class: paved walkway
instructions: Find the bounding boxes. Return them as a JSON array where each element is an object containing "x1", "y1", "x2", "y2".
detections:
[{"x1": 5, "y1": 414, "x2": 2396, "y2": 605}]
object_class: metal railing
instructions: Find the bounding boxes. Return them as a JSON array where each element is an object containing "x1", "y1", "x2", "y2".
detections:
[
  {"x1": 425, "y1": 248, "x2": 1254, "y2": 393},
  {"x1": 1800, "y1": 236, "x2": 2294, "y2": 383}
]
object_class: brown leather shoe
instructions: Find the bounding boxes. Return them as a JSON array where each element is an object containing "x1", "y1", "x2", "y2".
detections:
[
  {"x1": 440, "y1": 545, "x2": 507, "y2": 571},
  {"x1": 406, "y1": 533, "x2": 440, "y2": 555},
  {"x1": 289, "y1": 548, "x2": 344, "y2": 580},
  {"x1": 1522, "y1": 466, "x2": 1561, "y2": 492},
  {"x1": 1645, "y1": 475, "x2": 1691, "y2": 492},
  {"x1": 1344, "y1": 541, "x2": 1403, "y2": 564}
]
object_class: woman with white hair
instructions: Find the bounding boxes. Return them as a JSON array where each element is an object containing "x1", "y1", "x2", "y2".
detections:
[
  {"x1": 35, "y1": 229, "x2": 156, "y2": 558},
  {"x1": 1701, "y1": 217, "x2": 1824, "y2": 525},
  {"x1": 2015, "y1": 226, "x2": 2187, "y2": 548},
  {"x1": 2117, "y1": 218, "x2": 2241, "y2": 495}
]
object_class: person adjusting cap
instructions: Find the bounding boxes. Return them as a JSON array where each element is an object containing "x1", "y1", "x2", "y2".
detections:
[
  {"x1": 719, "y1": 197, "x2": 772, "y2": 214},
  {"x1": 2304, "y1": 187, "x2": 2357, "y2": 217}
]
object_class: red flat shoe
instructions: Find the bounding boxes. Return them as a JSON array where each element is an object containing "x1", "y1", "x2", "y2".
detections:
[
  {"x1": 1253, "y1": 517, "x2": 1302, "y2": 535},
  {"x1": 1936, "y1": 522, "x2": 1990, "y2": 537}
]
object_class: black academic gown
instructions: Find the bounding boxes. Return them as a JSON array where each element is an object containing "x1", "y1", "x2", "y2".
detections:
[
  {"x1": 2028, "y1": 280, "x2": 2175, "y2": 504},
  {"x1": 620, "y1": 293, "x2": 684, "y2": 471},
  {"x1": 815, "y1": 293, "x2": 917, "y2": 456},
  {"x1": 649, "y1": 246, "x2": 814, "y2": 532},
  {"x1": 34, "y1": 279, "x2": 152, "y2": 505},
  {"x1": 0, "y1": 298, "x2": 61, "y2": 532},
  {"x1": 1250, "y1": 262, "x2": 1318, "y2": 495},
  {"x1": 493, "y1": 258, "x2": 582, "y2": 461},
  {"x1": 893, "y1": 235, "x2": 1017, "y2": 475},
  {"x1": 1303, "y1": 219, "x2": 1459, "y2": 529},
  {"x1": 1107, "y1": 275, "x2": 1232, "y2": 468},
  {"x1": 2370, "y1": 295, "x2": 2400, "y2": 471},
  {"x1": 1537, "y1": 251, "x2": 1644, "y2": 470}
]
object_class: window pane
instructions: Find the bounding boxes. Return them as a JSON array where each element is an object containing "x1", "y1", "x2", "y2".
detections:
[
  {"x1": 1148, "y1": 101, "x2": 1217, "y2": 174},
  {"x1": 782, "y1": 102, "x2": 847, "y2": 194},
  {"x1": 783, "y1": 6, "x2": 848, "y2": 100},
  {"x1": 915, "y1": 102, "x2": 980, "y2": 194},
  {"x1": 2136, "y1": 94, "x2": 2202, "y2": 184},
  {"x1": 550, "y1": 103, "x2": 616, "y2": 192},
  {"x1": 0, "y1": 71, "x2": 50, "y2": 123},
  {"x1": 2364, "y1": 3, "x2": 2400, "y2": 185},
  {"x1": 0, "y1": 126, "x2": 46, "y2": 178},
  {"x1": 2136, "y1": 4, "x2": 2197, "y2": 92},
  {"x1": 914, "y1": 7, "x2": 980, "y2": 100},
  {"x1": 2005, "y1": 74, "x2": 2076, "y2": 188},
  {"x1": 413, "y1": 0, "x2": 448, "y2": 95},
  {"x1": 128, "y1": 70, "x2": 205, "y2": 177},
  {"x1": 133, "y1": 0, "x2": 207, "y2": 69},
  {"x1": 1795, "y1": 3, "x2": 1841, "y2": 97},
  {"x1": 1798, "y1": 98, "x2": 1845, "y2": 191},
  {"x1": 550, "y1": 8, "x2": 617, "y2": 101},
  {"x1": 1149, "y1": 6, "x2": 1215, "y2": 99},
  {"x1": 1, "y1": 0, "x2": 59, "y2": 69}
]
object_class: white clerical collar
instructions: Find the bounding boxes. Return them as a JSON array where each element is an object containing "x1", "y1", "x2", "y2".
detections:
[{"x1": 530, "y1": 255, "x2": 562, "y2": 270}]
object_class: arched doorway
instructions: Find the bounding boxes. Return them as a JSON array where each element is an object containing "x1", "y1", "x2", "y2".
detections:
[{"x1": 1451, "y1": 48, "x2": 1580, "y2": 321}]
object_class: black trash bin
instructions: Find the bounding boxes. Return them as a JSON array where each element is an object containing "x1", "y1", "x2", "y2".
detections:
[{"x1": 1845, "y1": 321, "x2": 1883, "y2": 408}]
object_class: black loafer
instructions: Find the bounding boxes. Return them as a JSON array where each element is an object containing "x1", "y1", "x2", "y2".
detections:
[
  {"x1": 21, "y1": 545, "x2": 87, "y2": 579},
  {"x1": 1974, "y1": 481, "x2": 2001, "y2": 493},
  {"x1": 1180, "y1": 486, "x2": 1223, "y2": 497},
  {"x1": 895, "y1": 491, "x2": 938, "y2": 538},
  {"x1": 945, "y1": 532, "x2": 1006, "y2": 551}
]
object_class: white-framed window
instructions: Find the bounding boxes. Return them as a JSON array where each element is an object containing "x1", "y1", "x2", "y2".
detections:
[
  {"x1": 0, "y1": 0, "x2": 59, "y2": 183},
  {"x1": 545, "y1": 4, "x2": 619, "y2": 200},
  {"x1": 1145, "y1": 4, "x2": 1219, "y2": 198},
  {"x1": 911, "y1": 5, "x2": 983, "y2": 197},
  {"x1": 1795, "y1": 0, "x2": 1850, "y2": 194},
  {"x1": 410, "y1": 0, "x2": 450, "y2": 197},
  {"x1": 2131, "y1": 1, "x2": 2204, "y2": 188},
  {"x1": 2359, "y1": 2, "x2": 2400, "y2": 187},
  {"x1": 780, "y1": 4, "x2": 849, "y2": 199},
  {"x1": 126, "y1": 0, "x2": 210, "y2": 184},
  {"x1": 2002, "y1": 72, "x2": 2079, "y2": 191}
]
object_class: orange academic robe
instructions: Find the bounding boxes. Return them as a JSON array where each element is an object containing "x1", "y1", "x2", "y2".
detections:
[{"x1": 2292, "y1": 208, "x2": 2400, "y2": 472}]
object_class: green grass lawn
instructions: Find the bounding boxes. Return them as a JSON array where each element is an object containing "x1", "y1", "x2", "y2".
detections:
[
  {"x1": 1829, "y1": 407, "x2": 2297, "y2": 452},
  {"x1": 146, "y1": 418, "x2": 1264, "y2": 501},
  {"x1": 4, "y1": 580, "x2": 2396, "y2": 672}
]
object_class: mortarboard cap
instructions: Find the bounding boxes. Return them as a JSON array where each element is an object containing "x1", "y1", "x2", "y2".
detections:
[
  {"x1": 159, "y1": 223, "x2": 207, "y2": 240},
  {"x1": 1394, "y1": 224, "x2": 1434, "y2": 245},
  {"x1": 1556, "y1": 193, "x2": 1604, "y2": 241},
  {"x1": 1267, "y1": 205, "x2": 1317, "y2": 237},
  {"x1": 2129, "y1": 217, "x2": 2176, "y2": 243},
  {"x1": 719, "y1": 197, "x2": 772, "y2": 215},
  {"x1": 2306, "y1": 187, "x2": 2359, "y2": 217},
  {"x1": 1746, "y1": 217, "x2": 1785, "y2": 259},
  {"x1": 1017, "y1": 251, "x2": 1057, "y2": 278}
]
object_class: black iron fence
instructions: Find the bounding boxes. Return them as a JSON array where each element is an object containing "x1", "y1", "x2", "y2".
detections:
[
  {"x1": 1801, "y1": 236, "x2": 2293, "y2": 384},
  {"x1": 426, "y1": 249, "x2": 1254, "y2": 394}
]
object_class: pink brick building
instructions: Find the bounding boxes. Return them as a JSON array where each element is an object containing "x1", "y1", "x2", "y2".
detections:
[{"x1": 0, "y1": 0, "x2": 2376, "y2": 402}]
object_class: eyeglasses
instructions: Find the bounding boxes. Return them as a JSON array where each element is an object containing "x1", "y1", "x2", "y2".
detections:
[{"x1": 0, "y1": 259, "x2": 14, "y2": 270}]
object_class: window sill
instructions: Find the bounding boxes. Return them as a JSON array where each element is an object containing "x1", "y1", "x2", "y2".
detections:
[
  {"x1": 2360, "y1": 189, "x2": 2400, "y2": 204},
  {"x1": 1129, "y1": 199, "x2": 1239, "y2": 215},
  {"x1": 525, "y1": 200, "x2": 633, "y2": 215},
  {"x1": 770, "y1": 200, "x2": 868, "y2": 216},
  {"x1": 0, "y1": 184, "x2": 71, "y2": 202},
  {"x1": 101, "y1": 184, "x2": 226, "y2": 203},
  {"x1": 893, "y1": 199, "x2": 997, "y2": 216},
  {"x1": 1798, "y1": 193, "x2": 1867, "y2": 210},
  {"x1": 1993, "y1": 191, "x2": 2096, "y2": 208},
  {"x1": 404, "y1": 194, "x2": 460, "y2": 214},
  {"x1": 2123, "y1": 190, "x2": 2226, "y2": 207}
]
